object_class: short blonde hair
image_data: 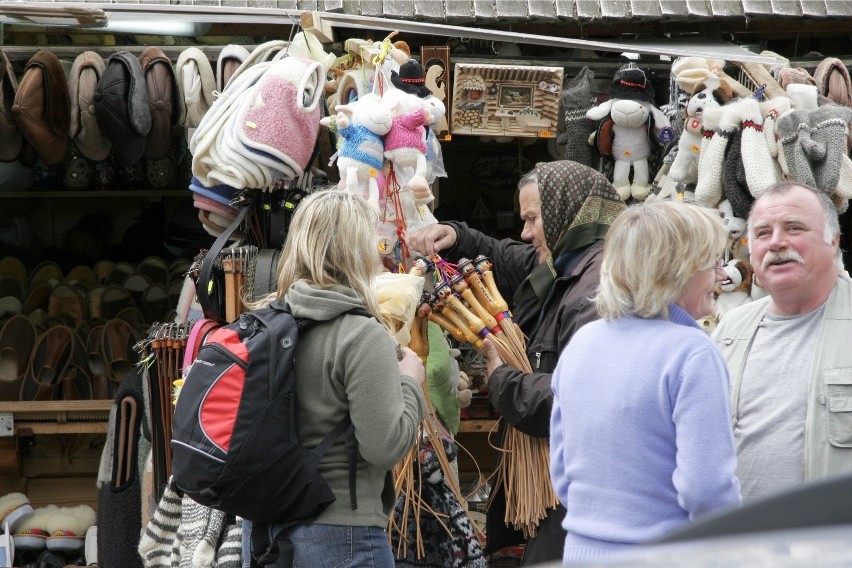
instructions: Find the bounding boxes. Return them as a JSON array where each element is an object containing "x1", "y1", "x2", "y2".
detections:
[
  {"x1": 250, "y1": 188, "x2": 381, "y2": 317},
  {"x1": 595, "y1": 199, "x2": 727, "y2": 320}
]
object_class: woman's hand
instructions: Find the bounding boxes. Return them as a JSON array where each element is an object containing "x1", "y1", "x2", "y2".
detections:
[{"x1": 397, "y1": 346, "x2": 425, "y2": 386}]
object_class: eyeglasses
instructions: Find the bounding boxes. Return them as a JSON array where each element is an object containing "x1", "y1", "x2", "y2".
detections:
[{"x1": 702, "y1": 258, "x2": 726, "y2": 272}]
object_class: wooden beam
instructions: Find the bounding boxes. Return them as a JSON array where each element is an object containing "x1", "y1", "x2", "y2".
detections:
[{"x1": 301, "y1": 11, "x2": 335, "y2": 43}]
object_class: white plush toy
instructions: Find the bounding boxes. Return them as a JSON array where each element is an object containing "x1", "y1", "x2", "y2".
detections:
[
  {"x1": 381, "y1": 87, "x2": 434, "y2": 205},
  {"x1": 586, "y1": 67, "x2": 672, "y2": 201},
  {"x1": 715, "y1": 258, "x2": 754, "y2": 318},
  {"x1": 320, "y1": 93, "x2": 393, "y2": 207},
  {"x1": 669, "y1": 78, "x2": 728, "y2": 184},
  {"x1": 718, "y1": 199, "x2": 750, "y2": 261}
]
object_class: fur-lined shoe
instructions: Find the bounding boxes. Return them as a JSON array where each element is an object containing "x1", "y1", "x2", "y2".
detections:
[
  {"x1": 12, "y1": 505, "x2": 57, "y2": 551},
  {"x1": 44, "y1": 505, "x2": 96, "y2": 553},
  {"x1": 0, "y1": 493, "x2": 33, "y2": 533}
]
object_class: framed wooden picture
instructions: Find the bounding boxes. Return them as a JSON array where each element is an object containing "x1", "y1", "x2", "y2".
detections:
[
  {"x1": 498, "y1": 84, "x2": 533, "y2": 108},
  {"x1": 451, "y1": 63, "x2": 563, "y2": 138}
]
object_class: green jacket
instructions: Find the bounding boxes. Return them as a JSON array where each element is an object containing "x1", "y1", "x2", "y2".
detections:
[
  {"x1": 285, "y1": 280, "x2": 425, "y2": 527},
  {"x1": 713, "y1": 274, "x2": 852, "y2": 482}
]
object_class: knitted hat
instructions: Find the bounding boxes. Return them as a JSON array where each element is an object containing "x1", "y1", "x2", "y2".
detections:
[
  {"x1": 13, "y1": 50, "x2": 70, "y2": 167},
  {"x1": 814, "y1": 57, "x2": 852, "y2": 107},
  {"x1": 95, "y1": 51, "x2": 152, "y2": 166},
  {"x1": 188, "y1": 176, "x2": 239, "y2": 207},
  {"x1": 778, "y1": 109, "x2": 817, "y2": 188},
  {"x1": 0, "y1": 48, "x2": 21, "y2": 162},
  {"x1": 694, "y1": 104, "x2": 729, "y2": 207},
  {"x1": 808, "y1": 104, "x2": 852, "y2": 196},
  {"x1": 193, "y1": 193, "x2": 238, "y2": 220},
  {"x1": 738, "y1": 97, "x2": 778, "y2": 198},
  {"x1": 609, "y1": 66, "x2": 655, "y2": 102},
  {"x1": 391, "y1": 60, "x2": 432, "y2": 98},
  {"x1": 68, "y1": 51, "x2": 111, "y2": 162}
]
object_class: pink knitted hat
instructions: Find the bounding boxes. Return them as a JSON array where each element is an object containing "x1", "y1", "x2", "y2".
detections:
[{"x1": 193, "y1": 194, "x2": 238, "y2": 220}]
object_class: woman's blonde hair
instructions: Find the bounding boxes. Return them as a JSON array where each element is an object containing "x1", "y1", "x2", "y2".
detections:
[
  {"x1": 595, "y1": 199, "x2": 727, "y2": 320},
  {"x1": 250, "y1": 188, "x2": 381, "y2": 317}
]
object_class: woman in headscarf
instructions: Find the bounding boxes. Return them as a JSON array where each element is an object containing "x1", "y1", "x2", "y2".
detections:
[{"x1": 408, "y1": 160, "x2": 626, "y2": 565}]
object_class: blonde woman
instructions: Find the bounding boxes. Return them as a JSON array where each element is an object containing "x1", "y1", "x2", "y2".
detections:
[
  {"x1": 549, "y1": 200, "x2": 741, "y2": 563},
  {"x1": 253, "y1": 189, "x2": 425, "y2": 567}
]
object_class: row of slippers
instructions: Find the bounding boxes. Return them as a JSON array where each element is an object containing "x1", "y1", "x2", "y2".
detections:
[
  {"x1": 0, "y1": 495, "x2": 95, "y2": 556},
  {"x1": 0, "y1": 257, "x2": 191, "y2": 327},
  {"x1": 0, "y1": 314, "x2": 141, "y2": 401}
]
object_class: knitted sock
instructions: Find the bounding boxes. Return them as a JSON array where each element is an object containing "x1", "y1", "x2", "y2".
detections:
[
  {"x1": 779, "y1": 109, "x2": 817, "y2": 188},
  {"x1": 808, "y1": 104, "x2": 852, "y2": 196},
  {"x1": 758, "y1": 97, "x2": 791, "y2": 178},
  {"x1": 177, "y1": 497, "x2": 226, "y2": 568},
  {"x1": 138, "y1": 477, "x2": 182, "y2": 568},
  {"x1": 739, "y1": 98, "x2": 778, "y2": 198},
  {"x1": 837, "y1": 154, "x2": 852, "y2": 200},
  {"x1": 695, "y1": 104, "x2": 731, "y2": 207},
  {"x1": 558, "y1": 66, "x2": 597, "y2": 167},
  {"x1": 215, "y1": 518, "x2": 243, "y2": 568},
  {"x1": 722, "y1": 129, "x2": 754, "y2": 219}
]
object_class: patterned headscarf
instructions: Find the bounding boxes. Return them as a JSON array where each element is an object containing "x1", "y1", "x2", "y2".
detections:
[
  {"x1": 538, "y1": 160, "x2": 625, "y2": 258},
  {"x1": 512, "y1": 160, "x2": 625, "y2": 318}
]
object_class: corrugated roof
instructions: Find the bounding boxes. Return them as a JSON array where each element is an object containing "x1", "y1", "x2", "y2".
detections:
[{"x1": 8, "y1": 0, "x2": 852, "y2": 23}]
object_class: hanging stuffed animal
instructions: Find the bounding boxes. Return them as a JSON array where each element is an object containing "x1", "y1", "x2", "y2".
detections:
[
  {"x1": 381, "y1": 79, "x2": 434, "y2": 206},
  {"x1": 320, "y1": 92, "x2": 393, "y2": 207},
  {"x1": 669, "y1": 77, "x2": 731, "y2": 184},
  {"x1": 587, "y1": 66, "x2": 673, "y2": 201},
  {"x1": 718, "y1": 199, "x2": 750, "y2": 261},
  {"x1": 715, "y1": 258, "x2": 754, "y2": 318}
]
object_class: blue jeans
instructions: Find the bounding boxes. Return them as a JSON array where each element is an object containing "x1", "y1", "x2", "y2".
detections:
[{"x1": 286, "y1": 524, "x2": 394, "y2": 568}]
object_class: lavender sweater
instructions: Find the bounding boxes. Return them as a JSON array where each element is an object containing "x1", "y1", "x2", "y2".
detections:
[{"x1": 550, "y1": 304, "x2": 741, "y2": 563}]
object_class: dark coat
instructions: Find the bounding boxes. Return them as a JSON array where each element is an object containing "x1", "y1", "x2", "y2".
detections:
[{"x1": 442, "y1": 222, "x2": 604, "y2": 565}]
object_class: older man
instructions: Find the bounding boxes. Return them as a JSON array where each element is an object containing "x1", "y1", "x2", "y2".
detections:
[{"x1": 713, "y1": 181, "x2": 852, "y2": 502}]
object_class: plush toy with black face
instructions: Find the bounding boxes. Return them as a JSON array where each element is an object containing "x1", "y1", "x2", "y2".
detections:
[{"x1": 669, "y1": 77, "x2": 730, "y2": 185}]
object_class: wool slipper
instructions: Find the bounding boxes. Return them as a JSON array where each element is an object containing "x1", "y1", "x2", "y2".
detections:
[
  {"x1": 0, "y1": 493, "x2": 32, "y2": 532},
  {"x1": 28, "y1": 262, "x2": 62, "y2": 288},
  {"x1": 44, "y1": 505, "x2": 96, "y2": 553},
  {"x1": 92, "y1": 260, "x2": 115, "y2": 287},
  {"x1": 13, "y1": 505, "x2": 57, "y2": 551},
  {"x1": 20, "y1": 325, "x2": 76, "y2": 401},
  {"x1": 99, "y1": 285, "x2": 137, "y2": 320},
  {"x1": 0, "y1": 315, "x2": 37, "y2": 400}
]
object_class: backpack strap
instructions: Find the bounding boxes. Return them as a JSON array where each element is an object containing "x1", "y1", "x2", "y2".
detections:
[{"x1": 197, "y1": 196, "x2": 253, "y2": 323}]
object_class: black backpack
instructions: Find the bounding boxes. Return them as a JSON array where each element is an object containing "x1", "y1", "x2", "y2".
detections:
[{"x1": 171, "y1": 301, "x2": 369, "y2": 527}]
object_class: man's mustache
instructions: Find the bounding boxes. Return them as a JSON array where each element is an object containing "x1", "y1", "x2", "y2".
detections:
[{"x1": 762, "y1": 249, "x2": 804, "y2": 270}]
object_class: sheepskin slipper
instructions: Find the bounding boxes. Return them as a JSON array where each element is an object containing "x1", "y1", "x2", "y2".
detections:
[
  {"x1": 44, "y1": 505, "x2": 96, "y2": 553},
  {"x1": 0, "y1": 493, "x2": 32, "y2": 532},
  {"x1": 12, "y1": 505, "x2": 57, "y2": 552}
]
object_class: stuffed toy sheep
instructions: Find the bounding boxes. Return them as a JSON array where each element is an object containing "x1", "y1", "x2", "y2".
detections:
[
  {"x1": 320, "y1": 92, "x2": 393, "y2": 207},
  {"x1": 587, "y1": 66, "x2": 673, "y2": 201},
  {"x1": 381, "y1": 87, "x2": 434, "y2": 206}
]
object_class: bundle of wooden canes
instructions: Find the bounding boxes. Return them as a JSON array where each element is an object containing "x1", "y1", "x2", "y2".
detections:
[
  {"x1": 409, "y1": 255, "x2": 558, "y2": 538},
  {"x1": 388, "y1": 312, "x2": 485, "y2": 561}
]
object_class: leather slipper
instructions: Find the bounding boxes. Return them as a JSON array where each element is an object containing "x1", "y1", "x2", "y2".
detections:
[
  {"x1": 0, "y1": 275, "x2": 24, "y2": 301},
  {"x1": 140, "y1": 283, "x2": 170, "y2": 324},
  {"x1": 0, "y1": 256, "x2": 28, "y2": 292},
  {"x1": 105, "y1": 262, "x2": 134, "y2": 286},
  {"x1": 65, "y1": 264, "x2": 97, "y2": 292},
  {"x1": 92, "y1": 259, "x2": 115, "y2": 286},
  {"x1": 101, "y1": 319, "x2": 139, "y2": 384},
  {"x1": 137, "y1": 255, "x2": 169, "y2": 285},
  {"x1": 85, "y1": 323, "x2": 110, "y2": 399},
  {"x1": 87, "y1": 286, "x2": 106, "y2": 320},
  {"x1": 21, "y1": 325, "x2": 76, "y2": 401},
  {"x1": 99, "y1": 285, "x2": 136, "y2": 320},
  {"x1": 28, "y1": 261, "x2": 62, "y2": 287},
  {"x1": 59, "y1": 327, "x2": 91, "y2": 400},
  {"x1": 23, "y1": 281, "x2": 53, "y2": 315},
  {"x1": 0, "y1": 314, "x2": 38, "y2": 401},
  {"x1": 47, "y1": 282, "x2": 87, "y2": 325}
]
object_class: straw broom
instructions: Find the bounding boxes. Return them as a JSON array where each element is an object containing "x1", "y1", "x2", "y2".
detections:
[{"x1": 416, "y1": 254, "x2": 559, "y2": 538}]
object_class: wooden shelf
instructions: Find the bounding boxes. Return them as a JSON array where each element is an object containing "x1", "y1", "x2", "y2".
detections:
[{"x1": 0, "y1": 401, "x2": 112, "y2": 435}]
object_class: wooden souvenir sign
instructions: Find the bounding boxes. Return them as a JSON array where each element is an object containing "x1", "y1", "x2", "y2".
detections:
[
  {"x1": 451, "y1": 63, "x2": 563, "y2": 139},
  {"x1": 421, "y1": 46, "x2": 452, "y2": 141}
]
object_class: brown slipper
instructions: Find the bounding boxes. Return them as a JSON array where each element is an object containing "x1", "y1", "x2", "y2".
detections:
[
  {"x1": 20, "y1": 325, "x2": 76, "y2": 401},
  {"x1": 86, "y1": 323, "x2": 110, "y2": 400},
  {"x1": 47, "y1": 283, "x2": 87, "y2": 325},
  {"x1": 59, "y1": 325, "x2": 92, "y2": 400},
  {"x1": 0, "y1": 314, "x2": 37, "y2": 401},
  {"x1": 102, "y1": 319, "x2": 140, "y2": 385}
]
